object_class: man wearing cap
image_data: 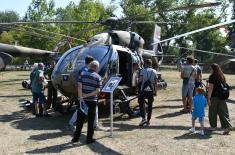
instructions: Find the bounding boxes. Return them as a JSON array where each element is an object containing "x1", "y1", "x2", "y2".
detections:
[{"x1": 180, "y1": 56, "x2": 197, "y2": 113}]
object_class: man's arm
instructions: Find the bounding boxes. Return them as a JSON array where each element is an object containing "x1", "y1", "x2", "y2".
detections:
[
  {"x1": 154, "y1": 78, "x2": 157, "y2": 96},
  {"x1": 180, "y1": 70, "x2": 184, "y2": 79},
  {"x1": 83, "y1": 88, "x2": 100, "y2": 98}
]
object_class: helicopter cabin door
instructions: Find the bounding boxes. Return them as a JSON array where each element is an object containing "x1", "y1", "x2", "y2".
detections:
[{"x1": 117, "y1": 50, "x2": 132, "y2": 87}]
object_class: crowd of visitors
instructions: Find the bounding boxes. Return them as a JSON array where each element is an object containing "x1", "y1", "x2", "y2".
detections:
[
  {"x1": 180, "y1": 56, "x2": 232, "y2": 135},
  {"x1": 28, "y1": 55, "x2": 232, "y2": 145}
]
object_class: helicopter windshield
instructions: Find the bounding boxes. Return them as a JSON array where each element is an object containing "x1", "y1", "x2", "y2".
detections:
[
  {"x1": 52, "y1": 46, "x2": 82, "y2": 78},
  {"x1": 74, "y1": 45, "x2": 110, "y2": 70}
]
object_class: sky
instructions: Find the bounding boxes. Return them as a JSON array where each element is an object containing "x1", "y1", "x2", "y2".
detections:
[
  {"x1": 0, "y1": 0, "x2": 116, "y2": 18},
  {"x1": 0, "y1": 0, "x2": 228, "y2": 20}
]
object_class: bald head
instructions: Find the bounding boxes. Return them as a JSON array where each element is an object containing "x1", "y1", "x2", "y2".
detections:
[{"x1": 89, "y1": 60, "x2": 99, "y2": 72}]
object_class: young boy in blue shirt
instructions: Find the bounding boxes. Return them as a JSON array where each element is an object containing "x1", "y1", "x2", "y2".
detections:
[{"x1": 189, "y1": 87, "x2": 207, "y2": 136}]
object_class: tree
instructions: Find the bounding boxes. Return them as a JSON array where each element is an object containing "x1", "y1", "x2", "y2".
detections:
[
  {"x1": 55, "y1": 0, "x2": 113, "y2": 42},
  {"x1": 0, "y1": 11, "x2": 19, "y2": 22},
  {"x1": 0, "y1": 31, "x2": 14, "y2": 44},
  {"x1": 120, "y1": 0, "x2": 228, "y2": 62},
  {"x1": 0, "y1": 11, "x2": 19, "y2": 33},
  {"x1": 19, "y1": 0, "x2": 60, "y2": 50}
]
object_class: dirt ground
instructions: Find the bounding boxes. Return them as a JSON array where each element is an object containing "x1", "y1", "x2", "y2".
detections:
[{"x1": 0, "y1": 69, "x2": 235, "y2": 155}]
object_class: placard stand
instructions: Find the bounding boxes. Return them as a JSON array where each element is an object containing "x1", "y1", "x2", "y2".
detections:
[
  {"x1": 110, "y1": 92, "x2": 114, "y2": 137},
  {"x1": 101, "y1": 76, "x2": 122, "y2": 137}
]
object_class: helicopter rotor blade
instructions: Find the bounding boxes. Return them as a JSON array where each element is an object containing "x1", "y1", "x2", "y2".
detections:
[
  {"x1": 0, "y1": 25, "x2": 58, "y2": 40},
  {"x1": 152, "y1": 19, "x2": 235, "y2": 45},
  {"x1": 0, "y1": 20, "x2": 98, "y2": 25},
  {"x1": 168, "y1": 45, "x2": 235, "y2": 58},
  {"x1": 18, "y1": 25, "x2": 87, "y2": 43},
  {"x1": 154, "y1": 2, "x2": 221, "y2": 13},
  {"x1": 132, "y1": 21, "x2": 186, "y2": 24}
]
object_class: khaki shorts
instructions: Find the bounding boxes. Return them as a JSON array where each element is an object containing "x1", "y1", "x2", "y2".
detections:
[{"x1": 182, "y1": 83, "x2": 195, "y2": 97}]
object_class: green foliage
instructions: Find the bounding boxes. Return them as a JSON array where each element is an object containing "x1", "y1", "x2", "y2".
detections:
[
  {"x1": 0, "y1": 0, "x2": 230, "y2": 65},
  {"x1": 0, "y1": 31, "x2": 14, "y2": 44},
  {"x1": 120, "y1": 0, "x2": 228, "y2": 62},
  {"x1": 0, "y1": 11, "x2": 19, "y2": 22},
  {"x1": 55, "y1": 0, "x2": 112, "y2": 41},
  {"x1": 24, "y1": 0, "x2": 55, "y2": 21}
]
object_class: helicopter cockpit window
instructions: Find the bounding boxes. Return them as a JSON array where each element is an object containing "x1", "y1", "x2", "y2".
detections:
[
  {"x1": 74, "y1": 45, "x2": 110, "y2": 71},
  {"x1": 54, "y1": 47, "x2": 80, "y2": 75}
]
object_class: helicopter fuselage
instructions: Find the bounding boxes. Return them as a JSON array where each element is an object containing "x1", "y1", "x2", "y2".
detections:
[
  {"x1": 88, "y1": 30, "x2": 144, "y2": 50},
  {"x1": 52, "y1": 44, "x2": 142, "y2": 98}
]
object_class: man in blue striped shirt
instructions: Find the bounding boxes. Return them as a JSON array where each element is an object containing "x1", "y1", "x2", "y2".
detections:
[{"x1": 72, "y1": 60, "x2": 102, "y2": 144}]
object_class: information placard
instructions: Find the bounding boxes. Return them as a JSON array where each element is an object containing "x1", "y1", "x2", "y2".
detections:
[{"x1": 102, "y1": 76, "x2": 122, "y2": 93}]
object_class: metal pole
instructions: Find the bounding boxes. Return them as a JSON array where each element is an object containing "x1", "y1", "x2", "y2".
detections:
[{"x1": 110, "y1": 92, "x2": 113, "y2": 137}]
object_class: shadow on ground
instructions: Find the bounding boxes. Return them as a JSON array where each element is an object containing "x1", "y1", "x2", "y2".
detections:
[
  {"x1": 0, "y1": 78, "x2": 26, "y2": 83},
  {"x1": 155, "y1": 105, "x2": 182, "y2": 109},
  {"x1": 26, "y1": 134, "x2": 122, "y2": 154},
  {"x1": 102, "y1": 121, "x2": 190, "y2": 132},
  {"x1": 156, "y1": 111, "x2": 183, "y2": 119},
  {"x1": 0, "y1": 94, "x2": 32, "y2": 98},
  {"x1": 161, "y1": 99, "x2": 182, "y2": 102},
  {"x1": 174, "y1": 131, "x2": 215, "y2": 140},
  {"x1": 227, "y1": 99, "x2": 235, "y2": 104}
]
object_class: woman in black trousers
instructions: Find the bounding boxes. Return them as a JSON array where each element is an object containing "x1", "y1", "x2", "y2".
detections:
[{"x1": 207, "y1": 63, "x2": 232, "y2": 134}]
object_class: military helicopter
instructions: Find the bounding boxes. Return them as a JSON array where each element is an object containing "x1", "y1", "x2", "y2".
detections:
[{"x1": 49, "y1": 17, "x2": 169, "y2": 116}]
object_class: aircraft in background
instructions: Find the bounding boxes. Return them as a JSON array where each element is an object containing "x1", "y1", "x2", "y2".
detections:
[{"x1": 0, "y1": 43, "x2": 55, "y2": 70}]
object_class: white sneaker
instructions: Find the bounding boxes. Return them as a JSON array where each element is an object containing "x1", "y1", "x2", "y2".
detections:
[
  {"x1": 200, "y1": 130, "x2": 205, "y2": 136},
  {"x1": 189, "y1": 128, "x2": 195, "y2": 133}
]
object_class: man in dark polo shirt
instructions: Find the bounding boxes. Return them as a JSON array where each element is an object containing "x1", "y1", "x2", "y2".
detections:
[
  {"x1": 72, "y1": 60, "x2": 102, "y2": 144},
  {"x1": 45, "y1": 61, "x2": 57, "y2": 110}
]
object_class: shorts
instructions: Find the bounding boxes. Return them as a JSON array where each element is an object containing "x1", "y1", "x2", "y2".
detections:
[
  {"x1": 33, "y1": 92, "x2": 46, "y2": 104},
  {"x1": 192, "y1": 116, "x2": 204, "y2": 122},
  {"x1": 182, "y1": 83, "x2": 194, "y2": 97}
]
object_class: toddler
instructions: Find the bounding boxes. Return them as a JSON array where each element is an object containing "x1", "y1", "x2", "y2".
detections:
[{"x1": 189, "y1": 87, "x2": 207, "y2": 136}]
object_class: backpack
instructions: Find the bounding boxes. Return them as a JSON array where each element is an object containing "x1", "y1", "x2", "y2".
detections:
[
  {"x1": 141, "y1": 70, "x2": 154, "y2": 92},
  {"x1": 216, "y1": 82, "x2": 230, "y2": 100}
]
